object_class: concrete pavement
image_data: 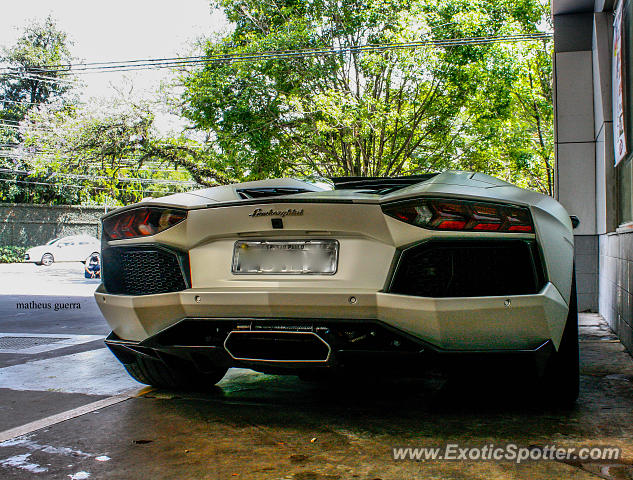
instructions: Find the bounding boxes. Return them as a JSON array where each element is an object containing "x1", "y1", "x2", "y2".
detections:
[
  {"x1": 0, "y1": 263, "x2": 100, "y2": 296},
  {"x1": 0, "y1": 264, "x2": 633, "y2": 479}
]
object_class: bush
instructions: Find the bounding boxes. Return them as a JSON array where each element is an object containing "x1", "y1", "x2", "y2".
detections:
[{"x1": 0, "y1": 246, "x2": 27, "y2": 263}]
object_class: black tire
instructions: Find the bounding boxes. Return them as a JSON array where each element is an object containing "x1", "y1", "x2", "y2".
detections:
[
  {"x1": 541, "y1": 272, "x2": 579, "y2": 405},
  {"x1": 40, "y1": 253, "x2": 54, "y2": 266},
  {"x1": 123, "y1": 355, "x2": 228, "y2": 391}
]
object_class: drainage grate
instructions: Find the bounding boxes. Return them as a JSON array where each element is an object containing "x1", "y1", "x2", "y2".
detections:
[{"x1": 0, "y1": 336, "x2": 69, "y2": 350}]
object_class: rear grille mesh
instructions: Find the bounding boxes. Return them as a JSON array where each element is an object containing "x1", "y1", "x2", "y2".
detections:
[
  {"x1": 388, "y1": 240, "x2": 545, "y2": 298},
  {"x1": 102, "y1": 246, "x2": 189, "y2": 295}
]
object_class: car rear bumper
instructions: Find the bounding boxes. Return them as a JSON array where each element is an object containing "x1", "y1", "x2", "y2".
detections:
[
  {"x1": 95, "y1": 282, "x2": 568, "y2": 352},
  {"x1": 104, "y1": 321, "x2": 556, "y2": 377}
]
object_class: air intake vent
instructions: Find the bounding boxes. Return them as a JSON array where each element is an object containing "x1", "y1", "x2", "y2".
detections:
[
  {"x1": 236, "y1": 187, "x2": 312, "y2": 199},
  {"x1": 389, "y1": 240, "x2": 545, "y2": 298},
  {"x1": 102, "y1": 246, "x2": 190, "y2": 296},
  {"x1": 330, "y1": 174, "x2": 437, "y2": 194}
]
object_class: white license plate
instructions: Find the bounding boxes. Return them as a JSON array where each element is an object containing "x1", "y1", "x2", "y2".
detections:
[{"x1": 232, "y1": 240, "x2": 339, "y2": 275}]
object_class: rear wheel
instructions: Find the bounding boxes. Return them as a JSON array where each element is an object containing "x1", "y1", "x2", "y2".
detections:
[
  {"x1": 123, "y1": 356, "x2": 228, "y2": 391},
  {"x1": 40, "y1": 253, "x2": 54, "y2": 266},
  {"x1": 541, "y1": 273, "x2": 579, "y2": 405}
]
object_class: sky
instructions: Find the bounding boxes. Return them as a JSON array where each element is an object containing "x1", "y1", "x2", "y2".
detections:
[{"x1": 0, "y1": 0, "x2": 228, "y2": 106}]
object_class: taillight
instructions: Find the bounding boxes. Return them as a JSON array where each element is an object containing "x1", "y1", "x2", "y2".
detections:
[
  {"x1": 383, "y1": 198, "x2": 534, "y2": 233},
  {"x1": 103, "y1": 207, "x2": 187, "y2": 241}
]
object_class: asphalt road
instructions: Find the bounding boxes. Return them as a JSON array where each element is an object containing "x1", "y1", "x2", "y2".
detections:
[
  {"x1": 0, "y1": 264, "x2": 109, "y2": 369},
  {"x1": 1, "y1": 263, "x2": 633, "y2": 479}
]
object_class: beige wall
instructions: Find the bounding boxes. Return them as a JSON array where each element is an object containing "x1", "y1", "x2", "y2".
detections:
[{"x1": 0, "y1": 203, "x2": 108, "y2": 247}]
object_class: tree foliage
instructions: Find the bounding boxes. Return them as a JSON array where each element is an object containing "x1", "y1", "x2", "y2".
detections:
[
  {"x1": 508, "y1": 36, "x2": 554, "y2": 194},
  {"x1": 0, "y1": 16, "x2": 75, "y2": 126},
  {"x1": 2, "y1": 100, "x2": 199, "y2": 206},
  {"x1": 1, "y1": 1, "x2": 556, "y2": 206},
  {"x1": 181, "y1": 0, "x2": 554, "y2": 193},
  {"x1": 0, "y1": 16, "x2": 81, "y2": 203}
]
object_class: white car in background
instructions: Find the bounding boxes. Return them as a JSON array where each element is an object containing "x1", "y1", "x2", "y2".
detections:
[{"x1": 24, "y1": 235, "x2": 101, "y2": 266}]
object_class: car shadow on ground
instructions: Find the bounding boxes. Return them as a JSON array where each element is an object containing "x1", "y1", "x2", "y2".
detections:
[
  {"x1": 144, "y1": 370, "x2": 592, "y2": 425},
  {"x1": 134, "y1": 345, "x2": 633, "y2": 444}
]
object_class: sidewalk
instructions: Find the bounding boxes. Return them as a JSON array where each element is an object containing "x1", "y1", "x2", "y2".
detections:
[
  {"x1": 0, "y1": 263, "x2": 100, "y2": 296},
  {"x1": 0, "y1": 313, "x2": 632, "y2": 479}
]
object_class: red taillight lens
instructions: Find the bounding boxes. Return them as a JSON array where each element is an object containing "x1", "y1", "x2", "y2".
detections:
[
  {"x1": 103, "y1": 207, "x2": 187, "y2": 241},
  {"x1": 383, "y1": 198, "x2": 534, "y2": 233}
]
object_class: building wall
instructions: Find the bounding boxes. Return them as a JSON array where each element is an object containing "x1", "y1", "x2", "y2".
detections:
[
  {"x1": 553, "y1": 12, "x2": 600, "y2": 311},
  {"x1": 554, "y1": 0, "x2": 633, "y2": 355},
  {"x1": 0, "y1": 203, "x2": 108, "y2": 247},
  {"x1": 592, "y1": 3, "x2": 633, "y2": 355},
  {"x1": 599, "y1": 231, "x2": 633, "y2": 353},
  {"x1": 576, "y1": 235, "x2": 599, "y2": 310}
]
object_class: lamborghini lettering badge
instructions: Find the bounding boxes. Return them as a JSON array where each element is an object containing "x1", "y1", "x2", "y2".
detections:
[{"x1": 249, "y1": 208, "x2": 304, "y2": 218}]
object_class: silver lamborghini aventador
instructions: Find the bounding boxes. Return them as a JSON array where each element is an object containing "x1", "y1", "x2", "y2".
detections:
[{"x1": 96, "y1": 172, "x2": 579, "y2": 403}]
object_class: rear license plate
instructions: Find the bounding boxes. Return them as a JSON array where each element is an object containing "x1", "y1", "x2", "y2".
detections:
[{"x1": 232, "y1": 240, "x2": 339, "y2": 275}]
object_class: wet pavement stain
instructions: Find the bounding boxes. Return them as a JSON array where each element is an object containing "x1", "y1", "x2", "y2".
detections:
[
  {"x1": 0, "y1": 314, "x2": 632, "y2": 479},
  {"x1": 560, "y1": 461, "x2": 633, "y2": 480}
]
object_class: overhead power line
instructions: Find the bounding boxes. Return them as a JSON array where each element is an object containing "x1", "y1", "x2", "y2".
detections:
[
  {"x1": 0, "y1": 152, "x2": 189, "y2": 172},
  {"x1": 0, "y1": 167, "x2": 198, "y2": 186},
  {"x1": 0, "y1": 98, "x2": 47, "y2": 106},
  {"x1": 0, "y1": 123, "x2": 55, "y2": 132},
  {"x1": 0, "y1": 33, "x2": 553, "y2": 76},
  {"x1": 0, "y1": 72, "x2": 78, "y2": 85},
  {"x1": 0, "y1": 157, "x2": 191, "y2": 175},
  {"x1": 0, "y1": 176, "x2": 172, "y2": 195}
]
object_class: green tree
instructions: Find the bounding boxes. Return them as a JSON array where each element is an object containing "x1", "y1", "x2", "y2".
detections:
[
  {"x1": 1, "y1": 98, "x2": 211, "y2": 205},
  {"x1": 509, "y1": 34, "x2": 554, "y2": 194},
  {"x1": 181, "y1": 0, "x2": 553, "y2": 192},
  {"x1": 0, "y1": 16, "x2": 79, "y2": 202},
  {"x1": 0, "y1": 16, "x2": 75, "y2": 127}
]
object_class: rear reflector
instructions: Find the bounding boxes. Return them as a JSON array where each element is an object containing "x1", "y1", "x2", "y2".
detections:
[{"x1": 383, "y1": 198, "x2": 534, "y2": 233}]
